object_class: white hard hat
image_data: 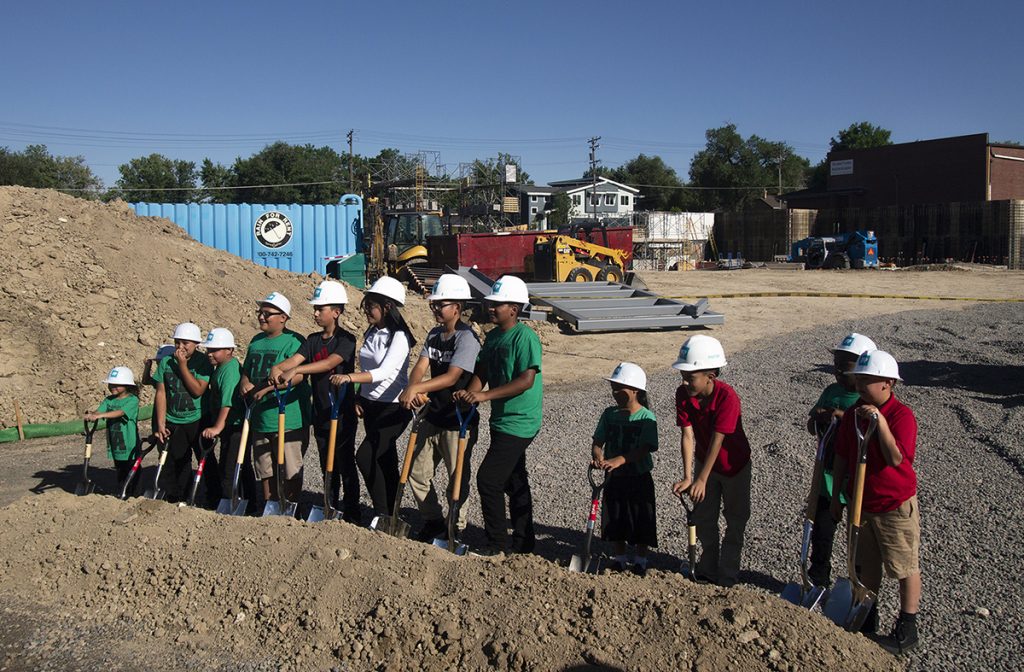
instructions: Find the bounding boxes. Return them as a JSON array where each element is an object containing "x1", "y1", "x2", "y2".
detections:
[
  {"x1": 484, "y1": 275, "x2": 530, "y2": 305},
  {"x1": 104, "y1": 366, "x2": 136, "y2": 386},
  {"x1": 204, "y1": 327, "x2": 236, "y2": 349},
  {"x1": 853, "y1": 349, "x2": 902, "y2": 381},
  {"x1": 310, "y1": 280, "x2": 349, "y2": 306},
  {"x1": 832, "y1": 332, "x2": 878, "y2": 356},
  {"x1": 366, "y1": 276, "x2": 406, "y2": 306},
  {"x1": 606, "y1": 361, "x2": 647, "y2": 391},
  {"x1": 172, "y1": 322, "x2": 202, "y2": 343},
  {"x1": 258, "y1": 291, "x2": 292, "y2": 316},
  {"x1": 428, "y1": 274, "x2": 472, "y2": 301},
  {"x1": 672, "y1": 334, "x2": 728, "y2": 371}
]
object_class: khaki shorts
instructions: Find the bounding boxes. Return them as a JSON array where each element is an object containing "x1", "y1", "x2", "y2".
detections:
[
  {"x1": 858, "y1": 495, "x2": 921, "y2": 580},
  {"x1": 252, "y1": 428, "x2": 308, "y2": 481}
]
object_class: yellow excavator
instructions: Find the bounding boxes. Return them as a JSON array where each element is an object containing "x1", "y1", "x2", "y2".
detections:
[
  {"x1": 533, "y1": 233, "x2": 629, "y2": 283},
  {"x1": 364, "y1": 195, "x2": 445, "y2": 283}
]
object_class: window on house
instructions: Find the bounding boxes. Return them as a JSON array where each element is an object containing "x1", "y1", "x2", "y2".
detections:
[
  {"x1": 621, "y1": 195, "x2": 630, "y2": 206},
  {"x1": 531, "y1": 195, "x2": 538, "y2": 202},
  {"x1": 572, "y1": 194, "x2": 582, "y2": 206},
  {"x1": 590, "y1": 193, "x2": 599, "y2": 206},
  {"x1": 531, "y1": 207, "x2": 537, "y2": 214},
  {"x1": 604, "y1": 194, "x2": 615, "y2": 206}
]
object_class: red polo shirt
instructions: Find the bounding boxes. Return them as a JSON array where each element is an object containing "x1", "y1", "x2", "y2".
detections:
[
  {"x1": 835, "y1": 393, "x2": 917, "y2": 514},
  {"x1": 675, "y1": 380, "x2": 751, "y2": 477}
]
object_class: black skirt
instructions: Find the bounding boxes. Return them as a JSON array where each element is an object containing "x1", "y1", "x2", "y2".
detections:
[{"x1": 601, "y1": 470, "x2": 658, "y2": 547}]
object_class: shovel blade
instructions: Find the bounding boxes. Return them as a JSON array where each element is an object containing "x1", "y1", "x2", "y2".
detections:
[
  {"x1": 74, "y1": 481, "x2": 95, "y2": 496},
  {"x1": 780, "y1": 582, "x2": 804, "y2": 605},
  {"x1": 216, "y1": 497, "x2": 248, "y2": 516},
  {"x1": 307, "y1": 505, "x2": 336, "y2": 523},
  {"x1": 143, "y1": 488, "x2": 164, "y2": 501},
  {"x1": 431, "y1": 537, "x2": 468, "y2": 556},
  {"x1": 822, "y1": 579, "x2": 854, "y2": 627},
  {"x1": 802, "y1": 585, "x2": 827, "y2": 610},
  {"x1": 370, "y1": 515, "x2": 410, "y2": 538},
  {"x1": 845, "y1": 591, "x2": 877, "y2": 631},
  {"x1": 262, "y1": 500, "x2": 297, "y2": 518},
  {"x1": 569, "y1": 554, "x2": 601, "y2": 574}
]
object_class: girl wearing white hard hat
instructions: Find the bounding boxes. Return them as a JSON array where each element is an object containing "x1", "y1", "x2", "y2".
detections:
[
  {"x1": 153, "y1": 322, "x2": 213, "y2": 503},
  {"x1": 591, "y1": 362, "x2": 659, "y2": 576},
  {"x1": 271, "y1": 281, "x2": 361, "y2": 522},
  {"x1": 330, "y1": 276, "x2": 416, "y2": 517},
  {"x1": 85, "y1": 366, "x2": 141, "y2": 496},
  {"x1": 199, "y1": 328, "x2": 244, "y2": 508}
]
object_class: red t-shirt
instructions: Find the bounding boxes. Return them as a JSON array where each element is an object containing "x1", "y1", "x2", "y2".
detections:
[
  {"x1": 675, "y1": 380, "x2": 751, "y2": 477},
  {"x1": 835, "y1": 394, "x2": 917, "y2": 513}
]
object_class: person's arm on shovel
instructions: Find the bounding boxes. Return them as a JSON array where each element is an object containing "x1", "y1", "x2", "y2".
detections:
[
  {"x1": 672, "y1": 426, "x2": 695, "y2": 498},
  {"x1": 154, "y1": 383, "x2": 169, "y2": 441},
  {"x1": 685, "y1": 431, "x2": 725, "y2": 503},
  {"x1": 202, "y1": 405, "x2": 231, "y2": 440},
  {"x1": 457, "y1": 368, "x2": 535, "y2": 405},
  {"x1": 856, "y1": 405, "x2": 905, "y2": 467},
  {"x1": 84, "y1": 409, "x2": 125, "y2": 422}
]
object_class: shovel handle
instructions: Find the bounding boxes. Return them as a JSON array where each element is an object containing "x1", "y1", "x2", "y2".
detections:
[
  {"x1": 276, "y1": 411, "x2": 287, "y2": 466},
  {"x1": 587, "y1": 465, "x2": 607, "y2": 491},
  {"x1": 235, "y1": 418, "x2": 251, "y2": 466},
  {"x1": 399, "y1": 404, "x2": 430, "y2": 485},
  {"x1": 452, "y1": 436, "x2": 469, "y2": 502},
  {"x1": 325, "y1": 418, "x2": 338, "y2": 474}
]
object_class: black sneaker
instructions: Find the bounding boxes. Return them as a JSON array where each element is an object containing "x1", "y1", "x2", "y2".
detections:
[
  {"x1": 877, "y1": 615, "x2": 919, "y2": 655},
  {"x1": 631, "y1": 563, "x2": 648, "y2": 577},
  {"x1": 342, "y1": 507, "x2": 362, "y2": 525},
  {"x1": 609, "y1": 559, "x2": 629, "y2": 573},
  {"x1": 416, "y1": 519, "x2": 447, "y2": 543}
]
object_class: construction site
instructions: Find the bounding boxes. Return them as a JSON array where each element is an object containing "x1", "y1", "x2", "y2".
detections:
[{"x1": 0, "y1": 182, "x2": 1021, "y2": 672}]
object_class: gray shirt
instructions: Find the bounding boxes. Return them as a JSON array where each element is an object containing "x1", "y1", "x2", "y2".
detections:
[{"x1": 420, "y1": 322, "x2": 481, "y2": 429}]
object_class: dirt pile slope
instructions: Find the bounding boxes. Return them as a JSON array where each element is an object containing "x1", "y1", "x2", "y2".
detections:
[
  {"x1": 0, "y1": 186, "x2": 435, "y2": 427},
  {"x1": 0, "y1": 492, "x2": 898, "y2": 672}
]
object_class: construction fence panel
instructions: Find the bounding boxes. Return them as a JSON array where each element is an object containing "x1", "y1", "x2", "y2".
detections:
[{"x1": 132, "y1": 195, "x2": 363, "y2": 275}]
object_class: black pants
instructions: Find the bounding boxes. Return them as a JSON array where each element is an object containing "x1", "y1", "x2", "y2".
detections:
[
  {"x1": 114, "y1": 458, "x2": 142, "y2": 498},
  {"x1": 313, "y1": 413, "x2": 359, "y2": 515},
  {"x1": 810, "y1": 494, "x2": 838, "y2": 587},
  {"x1": 357, "y1": 399, "x2": 412, "y2": 515},
  {"x1": 476, "y1": 430, "x2": 536, "y2": 553},
  {"x1": 218, "y1": 426, "x2": 261, "y2": 511},
  {"x1": 161, "y1": 421, "x2": 200, "y2": 503}
]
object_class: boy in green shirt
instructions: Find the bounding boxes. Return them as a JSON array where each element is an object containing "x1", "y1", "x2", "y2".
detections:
[
  {"x1": 238, "y1": 292, "x2": 311, "y2": 510},
  {"x1": 86, "y1": 366, "x2": 141, "y2": 496},
  {"x1": 153, "y1": 322, "x2": 212, "y2": 503},
  {"x1": 200, "y1": 327, "x2": 245, "y2": 508},
  {"x1": 456, "y1": 275, "x2": 542, "y2": 554}
]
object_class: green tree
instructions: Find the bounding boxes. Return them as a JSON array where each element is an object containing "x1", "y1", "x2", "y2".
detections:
[
  {"x1": 199, "y1": 158, "x2": 236, "y2": 203},
  {"x1": 687, "y1": 124, "x2": 809, "y2": 211},
  {"x1": 609, "y1": 154, "x2": 685, "y2": 211},
  {"x1": 546, "y1": 192, "x2": 573, "y2": 228},
  {"x1": 807, "y1": 122, "x2": 893, "y2": 190},
  {"x1": 0, "y1": 144, "x2": 102, "y2": 196},
  {"x1": 231, "y1": 142, "x2": 345, "y2": 204},
  {"x1": 115, "y1": 153, "x2": 199, "y2": 202}
]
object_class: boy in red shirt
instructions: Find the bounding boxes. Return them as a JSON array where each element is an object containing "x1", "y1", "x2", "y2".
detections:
[
  {"x1": 671, "y1": 335, "x2": 751, "y2": 587},
  {"x1": 830, "y1": 349, "x2": 920, "y2": 655}
]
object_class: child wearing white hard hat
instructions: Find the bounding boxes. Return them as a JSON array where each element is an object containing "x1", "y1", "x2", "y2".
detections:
[
  {"x1": 198, "y1": 327, "x2": 243, "y2": 508},
  {"x1": 239, "y1": 292, "x2": 311, "y2": 510},
  {"x1": 591, "y1": 362, "x2": 659, "y2": 576},
  {"x1": 153, "y1": 322, "x2": 213, "y2": 503},
  {"x1": 85, "y1": 366, "x2": 141, "y2": 496},
  {"x1": 829, "y1": 349, "x2": 921, "y2": 655},
  {"x1": 271, "y1": 281, "x2": 360, "y2": 522},
  {"x1": 330, "y1": 276, "x2": 416, "y2": 517},
  {"x1": 671, "y1": 334, "x2": 751, "y2": 587}
]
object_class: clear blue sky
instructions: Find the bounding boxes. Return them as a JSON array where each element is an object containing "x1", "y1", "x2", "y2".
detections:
[{"x1": 2, "y1": 0, "x2": 1021, "y2": 190}]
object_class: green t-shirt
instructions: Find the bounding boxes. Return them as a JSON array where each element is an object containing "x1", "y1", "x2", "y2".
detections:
[
  {"x1": 478, "y1": 322, "x2": 542, "y2": 439},
  {"x1": 242, "y1": 329, "x2": 311, "y2": 433},
  {"x1": 99, "y1": 394, "x2": 139, "y2": 461},
  {"x1": 203, "y1": 358, "x2": 243, "y2": 428},
  {"x1": 153, "y1": 354, "x2": 213, "y2": 425},
  {"x1": 811, "y1": 382, "x2": 861, "y2": 500},
  {"x1": 593, "y1": 405, "x2": 658, "y2": 475}
]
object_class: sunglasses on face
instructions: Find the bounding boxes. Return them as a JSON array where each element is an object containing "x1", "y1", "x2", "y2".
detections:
[
  {"x1": 256, "y1": 309, "x2": 285, "y2": 319},
  {"x1": 429, "y1": 302, "x2": 458, "y2": 312}
]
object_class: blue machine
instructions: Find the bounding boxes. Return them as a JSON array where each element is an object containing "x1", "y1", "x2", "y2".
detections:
[
  {"x1": 132, "y1": 195, "x2": 363, "y2": 276},
  {"x1": 789, "y1": 230, "x2": 878, "y2": 269}
]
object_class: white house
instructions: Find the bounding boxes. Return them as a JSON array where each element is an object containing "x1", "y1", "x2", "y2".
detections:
[{"x1": 514, "y1": 177, "x2": 641, "y2": 227}]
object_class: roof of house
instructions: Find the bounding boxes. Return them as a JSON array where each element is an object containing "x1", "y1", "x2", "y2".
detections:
[{"x1": 547, "y1": 176, "x2": 640, "y2": 193}]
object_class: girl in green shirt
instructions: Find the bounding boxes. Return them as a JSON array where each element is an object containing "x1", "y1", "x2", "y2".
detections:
[{"x1": 86, "y1": 366, "x2": 141, "y2": 496}]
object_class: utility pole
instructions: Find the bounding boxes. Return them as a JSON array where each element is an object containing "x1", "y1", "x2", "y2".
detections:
[
  {"x1": 777, "y1": 153, "x2": 783, "y2": 196},
  {"x1": 347, "y1": 130, "x2": 354, "y2": 192},
  {"x1": 588, "y1": 136, "x2": 601, "y2": 221}
]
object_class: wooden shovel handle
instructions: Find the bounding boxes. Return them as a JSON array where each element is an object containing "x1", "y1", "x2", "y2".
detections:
[
  {"x1": 276, "y1": 413, "x2": 286, "y2": 466},
  {"x1": 848, "y1": 462, "x2": 868, "y2": 527},
  {"x1": 399, "y1": 431, "x2": 418, "y2": 484},
  {"x1": 84, "y1": 442, "x2": 93, "y2": 459},
  {"x1": 235, "y1": 419, "x2": 251, "y2": 466},
  {"x1": 452, "y1": 436, "x2": 468, "y2": 502},
  {"x1": 325, "y1": 418, "x2": 338, "y2": 474}
]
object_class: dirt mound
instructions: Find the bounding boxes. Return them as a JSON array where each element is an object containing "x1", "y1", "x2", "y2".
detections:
[
  {"x1": 0, "y1": 186, "x2": 436, "y2": 427},
  {"x1": 0, "y1": 492, "x2": 897, "y2": 671}
]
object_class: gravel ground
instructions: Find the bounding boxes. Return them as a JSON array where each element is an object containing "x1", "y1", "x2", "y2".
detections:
[{"x1": 299, "y1": 301, "x2": 1023, "y2": 671}]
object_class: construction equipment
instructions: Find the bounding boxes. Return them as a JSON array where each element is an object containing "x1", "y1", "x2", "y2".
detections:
[
  {"x1": 263, "y1": 382, "x2": 297, "y2": 518},
  {"x1": 74, "y1": 419, "x2": 100, "y2": 496},
  {"x1": 823, "y1": 414, "x2": 879, "y2": 631},
  {"x1": 569, "y1": 466, "x2": 607, "y2": 573},
  {"x1": 307, "y1": 386, "x2": 347, "y2": 523},
  {"x1": 362, "y1": 191, "x2": 446, "y2": 283},
  {"x1": 534, "y1": 232, "x2": 629, "y2": 283},
  {"x1": 678, "y1": 493, "x2": 698, "y2": 581},
  {"x1": 371, "y1": 402, "x2": 429, "y2": 538},
  {"x1": 789, "y1": 230, "x2": 879, "y2": 269},
  {"x1": 143, "y1": 432, "x2": 171, "y2": 500},
  {"x1": 432, "y1": 404, "x2": 477, "y2": 555},
  {"x1": 216, "y1": 393, "x2": 256, "y2": 516},
  {"x1": 187, "y1": 437, "x2": 217, "y2": 508},
  {"x1": 781, "y1": 418, "x2": 838, "y2": 609},
  {"x1": 118, "y1": 437, "x2": 156, "y2": 500}
]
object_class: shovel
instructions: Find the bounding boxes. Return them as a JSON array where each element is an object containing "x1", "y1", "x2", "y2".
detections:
[
  {"x1": 308, "y1": 385, "x2": 348, "y2": 522},
  {"x1": 781, "y1": 418, "x2": 838, "y2": 608},
  {"x1": 263, "y1": 382, "x2": 297, "y2": 518},
  {"x1": 678, "y1": 493, "x2": 698, "y2": 581},
  {"x1": 371, "y1": 401, "x2": 429, "y2": 537},
  {"x1": 569, "y1": 466, "x2": 607, "y2": 573},
  {"x1": 823, "y1": 414, "x2": 878, "y2": 631},
  {"x1": 143, "y1": 432, "x2": 171, "y2": 500},
  {"x1": 216, "y1": 389, "x2": 260, "y2": 516},
  {"x1": 433, "y1": 403, "x2": 477, "y2": 555},
  {"x1": 118, "y1": 438, "x2": 156, "y2": 500},
  {"x1": 187, "y1": 437, "x2": 218, "y2": 507},
  {"x1": 74, "y1": 419, "x2": 100, "y2": 496}
]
